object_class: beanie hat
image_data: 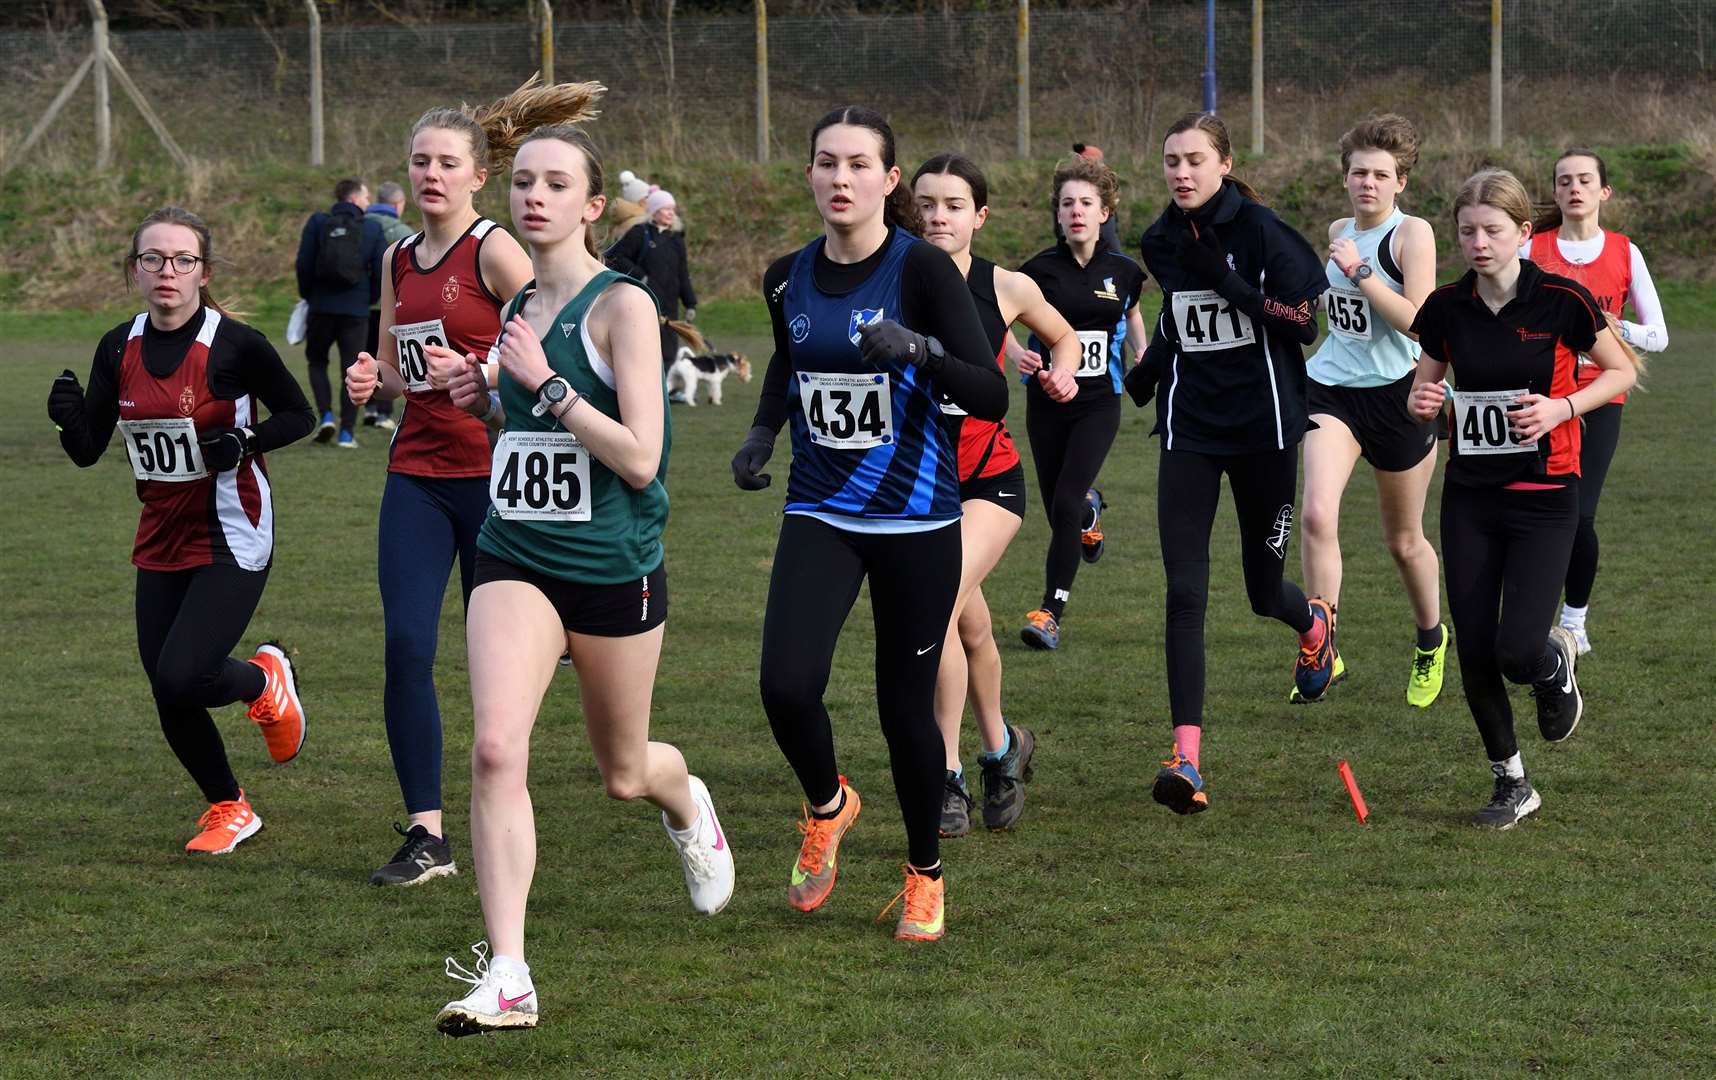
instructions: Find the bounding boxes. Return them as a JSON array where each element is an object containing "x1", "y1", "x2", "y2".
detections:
[
  {"x1": 645, "y1": 189, "x2": 676, "y2": 216},
  {"x1": 619, "y1": 170, "x2": 650, "y2": 203}
]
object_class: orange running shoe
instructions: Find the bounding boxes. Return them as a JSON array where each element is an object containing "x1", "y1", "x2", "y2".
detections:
[
  {"x1": 787, "y1": 778, "x2": 861, "y2": 912},
  {"x1": 248, "y1": 642, "x2": 305, "y2": 763},
  {"x1": 877, "y1": 864, "x2": 946, "y2": 942},
  {"x1": 185, "y1": 791, "x2": 262, "y2": 854}
]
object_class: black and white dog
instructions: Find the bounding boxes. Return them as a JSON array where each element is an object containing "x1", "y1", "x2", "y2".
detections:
[{"x1": 667, "y1": 349, "x2": 752, "y2": 406}]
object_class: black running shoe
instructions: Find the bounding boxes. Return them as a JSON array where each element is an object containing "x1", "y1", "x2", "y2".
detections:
[
  {"x1": 979, "y1": 723, "x2": 1037, "y2": 830},
  {"x1": 938, "y1": 771, "x2": 973, "y2": 838},
  {"x1": 370, "y1": 822, "x2": 457, "y2": 886},
  {"x1": 1473, "y1": 768, "x2": 1541, "y2": 830},
  {"x1": 1532, "y1": 627, "x2": 1583, "y2": 742}
]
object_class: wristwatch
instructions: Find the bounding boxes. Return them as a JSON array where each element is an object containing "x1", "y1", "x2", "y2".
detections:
[
  {"x1": 533, "y1": 375, "x2": 573, "y2": 418},
  {"x1": 1348, "y1": 263, "x2": 1373, "y2": 285},
  {"x1": 918, "y1": 334, "x2": 947, "y2": 371}
]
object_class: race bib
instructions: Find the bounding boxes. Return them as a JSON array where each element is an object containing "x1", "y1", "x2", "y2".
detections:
[
  {"x1": 489, "y1": 431, "x2": 592, "y2": 521},
  {"x1": 1450, "y1": 388, "x2": 1537, "y2": 456},
  {"x1": 799, "y1": 371, "x2": 893, "y2": 450},
  {"x1": 1075, "y1": 330, "x2": 1109, "y2": 377},
  {"x1": 391, "y1": 318, "x2": 447, "y2": 393},
  {"x1": 1171, "y1": 290, "x2": 1256, "y2": 353},
  {"x1": 119, "y1": 417, "x2": 207, "y2": 482},
  {"x1": 1323, "y1": 287, "x2": 1372, "y2": 342}
]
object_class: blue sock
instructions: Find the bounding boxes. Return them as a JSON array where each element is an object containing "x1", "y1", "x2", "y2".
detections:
[
  {"x1": 977, "y1": 724, "x2": 1012, "y2": 763},
  {"x1": 948, "y1": 764, "x2": 963, "y2": 780}
]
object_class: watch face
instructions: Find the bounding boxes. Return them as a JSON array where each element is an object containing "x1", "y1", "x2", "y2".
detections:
[{"x1": 544, "y1": 379, "x2": 568, "y2": 402}]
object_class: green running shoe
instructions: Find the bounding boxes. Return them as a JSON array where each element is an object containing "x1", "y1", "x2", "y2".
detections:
[{"x1": 1407, "y1": 623, "x2": 1450, "y2": 708}]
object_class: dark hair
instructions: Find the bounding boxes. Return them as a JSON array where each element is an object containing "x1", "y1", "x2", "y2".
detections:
[
  {"x1": 911, "y1": 152, "x2": 989, "y2": 209},
  {"x1": 126, "y1": 206, "x2": 230, "y2": 316},
  {"x1": 809, "y1": 105, "x2": 922, "y2": 236},
  {"x1": 1163, "y1": 111, "x2": 1265, "y2": 205},
  {"x1": 517, "y1": 122, "x2": 607, "y2": 259},
  {"x1": 1338, "y1": 113, "x2": 1421, "y2": 177},
  {"x1": 410, "y1": 75, "x2": 605, "y2": 176},
  {"x1": 333, "y1": 177, "x2": 367, "y2": 203},
  {"x1": 1532, "y1": 147, "x2": 1610, "y2": 234},
  {"x1": 1050, "y1": 154, "x2": 1120, "y2": 217}
]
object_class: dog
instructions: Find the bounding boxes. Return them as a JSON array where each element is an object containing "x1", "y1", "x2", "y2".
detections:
[{"x1": 666, "y1": 349, "x2": 751, "y2": 406}]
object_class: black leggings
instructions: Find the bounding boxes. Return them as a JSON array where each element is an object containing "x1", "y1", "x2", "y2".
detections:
[
  {"x1": 1441, "y1": 482, "x2": 1578, "y2": 762},
  {"x1": 305, "y1": 312, "x2": 366, "y2": 431},
  {"x1": 136, "y1": 564, "x2": 270, "y2": 804},
  {"x1": 759, "y1": 514, "x2": 961, "y2": 869},
  {"x1": 1564, "y1": 403, "x2": 1622, "y2": 608},
  {"x1": 1025, "y1": 393, "x2": 1120, "y2": 618},
  {"x1": 1158, "y1": 447, "x2": 1314, "y2": 728}
]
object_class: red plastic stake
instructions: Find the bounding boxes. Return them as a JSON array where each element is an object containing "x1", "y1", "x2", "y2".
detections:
[{"x1": 1338, "y1": 760, "x2": 1370, "y2": 824}]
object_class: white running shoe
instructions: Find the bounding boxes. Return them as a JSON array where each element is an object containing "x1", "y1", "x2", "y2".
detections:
[
  {"x1": 1562, "y1": 624, "x2": 1592, "y2": 655},
  {"x1": 435, "y1": 941, "x2": 538, "y2": 1036},
  {"x1": 664, "y1": 775, "x2": 735, "y2": 915}
]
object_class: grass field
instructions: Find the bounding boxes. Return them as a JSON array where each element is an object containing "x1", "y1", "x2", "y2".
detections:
[{"x1": 2, "y1": 300, "x2": 1713, "y2": 1078}]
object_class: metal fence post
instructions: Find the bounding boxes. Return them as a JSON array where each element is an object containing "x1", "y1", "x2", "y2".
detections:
[
  {"x1": 755, "y1": 0, "x2": 769, "y2": 163},
  {"x1": 539, "y1": 0, "x2": 554, "y2": 84},
  {"x1": 1489, "y1": 0, "x2": 1503, "y2": 146},
  {"x1": 306, "y1": 0, "x2": 323, "y2": 166},
  {"x1": 1016, "y1": 0, "x2": 1030, "y2": 159},
  {"x1": 1251, "y1": 0, "x2": 1263, "y2": 155},
  {"x1": 89, "y1": 0, "x2": 109, "y2": 168}
]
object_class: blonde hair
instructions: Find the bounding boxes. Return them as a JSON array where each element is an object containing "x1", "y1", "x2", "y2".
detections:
[{"x1": 408, "y1": 75, "x2": 605, "y2": 175}]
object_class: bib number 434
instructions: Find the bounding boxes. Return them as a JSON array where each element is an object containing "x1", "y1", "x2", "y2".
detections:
[{"x1": 799, "y1": 371, "x2": 893, "y2": 450}]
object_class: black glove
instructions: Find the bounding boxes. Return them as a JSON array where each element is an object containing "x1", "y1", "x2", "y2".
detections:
[
  {"x1": 1177, "y1": 223, "x2": 1231, "y2": 288},
  {"x1": 731, "y1": 424, "x2": 775, "y2": 491},
  {"x1": 199, "y1": 426, "x2": 250, "y2": 472},
  {"x1": 855, "y1": 319, "x2": 936, "y2": 370},
  {"x1": 1123, "y1": 355, "x2": 1163, "y2": 408},
  {"x1": 48, "y1": 369, "x2": 86, "y2": 431}
]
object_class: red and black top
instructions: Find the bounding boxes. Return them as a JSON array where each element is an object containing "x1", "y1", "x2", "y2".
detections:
[
  {"x1": 1411, "y1": 259, "x2": 1602, "y2": 489},
  {"x1": 939, "y1": 257, "x2": 1021, "y2": 483},
  {"x1": 64, "y1": 306, "x2": 315, "y2": 570},
  {"x1": 1530, "y1": 226, "x2": 1633, "y2": 405},
  {"x1": 387, "y1": 218, "x2": 506, "y2": 479}
]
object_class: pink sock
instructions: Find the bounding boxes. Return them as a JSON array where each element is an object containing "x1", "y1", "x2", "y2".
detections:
[
  {"x1": 1172, "y1": 725, "x2": 1201, "y2": 770},
  {"x1": 1299, "y1": 609, "x2": 1326, "y2": 650}
]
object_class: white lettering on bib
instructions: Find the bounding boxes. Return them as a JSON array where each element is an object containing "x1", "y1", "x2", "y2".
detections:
[
  {"x1": 120, "y1": 417, "x2": 207, "y2": 482},
  {"x1": 490, "y1": 431, "x2": 592, "y2": 521},
  {"x1": 798, "y1": 371, "x2": 894, "y2": 450}
]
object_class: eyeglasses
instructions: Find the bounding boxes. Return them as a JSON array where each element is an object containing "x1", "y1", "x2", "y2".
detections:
[{"x1": 135, "y1": 252, "x2": 202, "y2": 274}]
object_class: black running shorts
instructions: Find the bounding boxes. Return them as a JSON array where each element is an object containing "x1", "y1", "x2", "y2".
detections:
[
  {"x1": 473, "y1": 552, "x2": 667, "y2": 637},
  {"x1": 1307, "y1": 371, "x2": 1438, "y2": 473},
  {"x1": 958, "y1": 461, "x2": 1027, "y2": 519}
]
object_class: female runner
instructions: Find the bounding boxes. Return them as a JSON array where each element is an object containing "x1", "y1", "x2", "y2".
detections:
[
  {"x1": 48, "y1": 207, "x2": 314, "y2": 853},
  {"x1": 1016, "y1": 155, "x2": 1148, "y2": 651},
  {"x1": 1409, "y1": 168, "x2": 1636, "y2": 827},
  {"x1": 1129, "y1": 112, "x2": 1331, "y2": 815},
  {"x1": 1523, "y1": 148, "x2": 1670, "y2": 654},
  {"x1": 911, "y1": 152, "x2": 1078, "y2": 835},
  {"x1": 432, "y1": 117, "x2": 734, "y2": 1036},
  {"x1": 729, "y1": 107, "x2": 1006, "y2": 942},
  {"x1": 1299, "y1": 113, "x2": 1447, "y2": 707}
]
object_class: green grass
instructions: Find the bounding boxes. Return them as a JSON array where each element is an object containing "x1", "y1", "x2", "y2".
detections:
[{"x1": 2, "y1": 298, "x2": 1713, "y2": 1077}]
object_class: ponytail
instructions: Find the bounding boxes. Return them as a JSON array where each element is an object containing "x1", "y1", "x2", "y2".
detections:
[
  {"x1": 884, "y1": 182, "x2": 923, "y2": 237},
  {"x1": 410, "y1": 75, "x2": 605, "y2": 175}
]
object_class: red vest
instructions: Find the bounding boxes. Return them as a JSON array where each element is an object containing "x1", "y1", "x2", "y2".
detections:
[
  {"x1": 955, "y1": 341, "x2": 1021, "y2": 483},
  {"x1": 387, "y1": 219, "x2": 505, "y2": 478},
  {"x1": 116, "y1": 310, "x2": 273, "y2": 571},
  {"x1": 1531, "y1": 227, "x2": 1632, "y2": 404}
]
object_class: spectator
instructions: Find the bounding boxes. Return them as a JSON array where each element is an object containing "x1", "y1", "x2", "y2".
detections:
[
  {"x1": 608, "y1": 169, "x2": 653, "y2": 237},
  {"x1": 361, "y1": 181, "x2": 414, "y2": 431},
  {"x1": 1054, "y1": 143, "x2": 1123, "y2": 252},
  {"x1": 295, "y1": 177, "x2": 385, "y2": 448},
  {"x1": 605, "y1": 188, "x2": 697, "y2": 371}
]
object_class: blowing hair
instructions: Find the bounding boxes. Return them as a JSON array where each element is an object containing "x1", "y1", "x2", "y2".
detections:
[
  {"x1": 409, "y1": 74, "x2": 606, "y2": 176},
  {"x1": 1164, "y1": 111, "x2": 1265, "y2": 205},
  {"x1": 1531, "y1": 147, "x2": 1609, "y2": 234},
  {"x1": 1338, "y1": 113, "x2": 1421, "y2": 177},
  {"x1": 1049, "y1": 154, "x2": 1120, "y2": 218},
  {"x1": 809, "y1": 105, "x2": 922, "y2": 236},
  {"x1": 912, "y1": 152, "x2": 989, "y2": 209},
  {"x1": 518, "y1": 122, "x2": 607, "y2": 259},
  {"x1": 126, "y1": 206, "x2": 231, "y2": 317}
]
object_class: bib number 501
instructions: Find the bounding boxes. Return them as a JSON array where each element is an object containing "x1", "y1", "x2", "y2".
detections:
[
  {"x1": 490, "y1": 432, "x2": 592, "y2": 520},
  {"x1": 119, "y1": 417, "x2": 207, "y2": 482}
]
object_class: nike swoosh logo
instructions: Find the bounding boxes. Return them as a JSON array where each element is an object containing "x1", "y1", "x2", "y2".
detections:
[
  {"x1": 498, "y1": 989, "x2": 533, "y2": 1011},
  {"x1": 917, "y1": 644, "x2": 937, "y2": 656},
  {"x1": 703, "y1": 795, "x2": 726, "y2": 852},
  {"x1": 790, "y1": 865, "x2": 812, "y2": 886},
  {"x1": 996, "y1": 491, "x2": 1015, "y2": 497}
]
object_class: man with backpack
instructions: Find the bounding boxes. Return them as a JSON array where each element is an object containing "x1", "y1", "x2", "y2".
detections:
[{"x1": 295, "y1": 177, "x2": 385, "y2": 448}]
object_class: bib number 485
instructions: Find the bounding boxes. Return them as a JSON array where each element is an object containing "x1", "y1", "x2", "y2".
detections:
[{"x1": 490, "y1": 432, "x2": 592, "y2": 520}]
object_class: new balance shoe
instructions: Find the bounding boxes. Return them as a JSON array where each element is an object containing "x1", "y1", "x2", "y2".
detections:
[
  {"x1": 938, "y1": 771, "x2": 973, "y2": 838},
  {"x1": 1533, "y1": 627, "x2": 1583, "y2": 742},
  {"x1": 314, "y1": 410, "x2": 336, "y2": 443},
  {"x1": 247, "y1": 642, "x2": 305, "y2": 763},
  {"x1": 1292, "y1": 599, "x2": 1340, "y2": 703},
  {"x1": 979, "y1": 723, "x2": 1036, "y2": 831},
  {"x1": 878, "y1": 864, "x2": 945, "y2": 942},
  {"x1": 185, "y1": 791, "x2": 262, "y2": 854},
  {"x1": 1473, "y1": 768, "x2": 1541, "y2": 830},
  {"x1": 1152, "y1": 751, "x2": 1208, "y2": 815},
  {"x1": 1080, "y1": 487, "x2": 1107, "y2": 563},
  {"x1": 787, "y1": 778, "x2": 861, "y2": 913},
  {"x1": 664, "y1": 775, "x2": 735, "y2": 915},
  {"x1": 1020, "y1": 609, "x2": 1059, "y2": 651},
  {"x1": 370, "y1": 822, "x2": 457, "y2": 887},
  {"x1": 1406, "y1": 624, "x2": 1450, "y2": 709},
  {"x1": 436, "y1": 941, "x2": 538, "y2": 1036}
]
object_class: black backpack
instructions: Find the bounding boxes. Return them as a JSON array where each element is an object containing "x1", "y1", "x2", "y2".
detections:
[{"x1": 314, "y1": 214, "x2": 365, "y2": 288}]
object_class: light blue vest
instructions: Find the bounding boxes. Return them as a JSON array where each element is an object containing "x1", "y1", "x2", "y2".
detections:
[{"x1": 1307, "y1": 207, "x2": 1421, "y2": 388}]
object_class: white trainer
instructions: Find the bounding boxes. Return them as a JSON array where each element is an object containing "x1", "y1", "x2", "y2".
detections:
[
  {"x1": 664, "y1": 775, "x2": 735, "y2": 915},
  {"x1": 435, "y1": 941, "x2": 538, "y2": 1036},
  {"x1": 1562, "y1": 623, "x2": 1591, "y2": 655}
]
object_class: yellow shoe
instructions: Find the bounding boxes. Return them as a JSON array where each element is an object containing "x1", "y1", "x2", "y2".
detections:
[
  {"x1": 878, "y1": 864, "x2": 945, "y2": 942},
  {"x1": 1407, "y1": 624, "x2": 1450, "y2": 708},
  {"x1": 185, "y1": 791, "x2": 262, "y2": 854},
  {"x1": 787, "y1": 778, "x2": 861, "y2": 913}
]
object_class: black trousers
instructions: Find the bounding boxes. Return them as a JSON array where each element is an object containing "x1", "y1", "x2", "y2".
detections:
[
  {"x1": 1564, "y1": 403, "x2": 1622, "y2": 608},
  {"x1": 759, "y1": 514, "x2": 961, "y2": 869},
  {"x1": 1158, "y1": 446, "x2": 1314, "y2": 728},
  {"x1": 1442, "y1": 482, "x2": 1577, "y2": 763},
  {"x1": 136, "y1": 564, "x2": 270, "y2": 804},
  {"x1": 1024, "y1": 393, "x2": 1120, "y2": 617},
  {"x1": 305, "y1": 312, "x2": 366, "y2": 432}
]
